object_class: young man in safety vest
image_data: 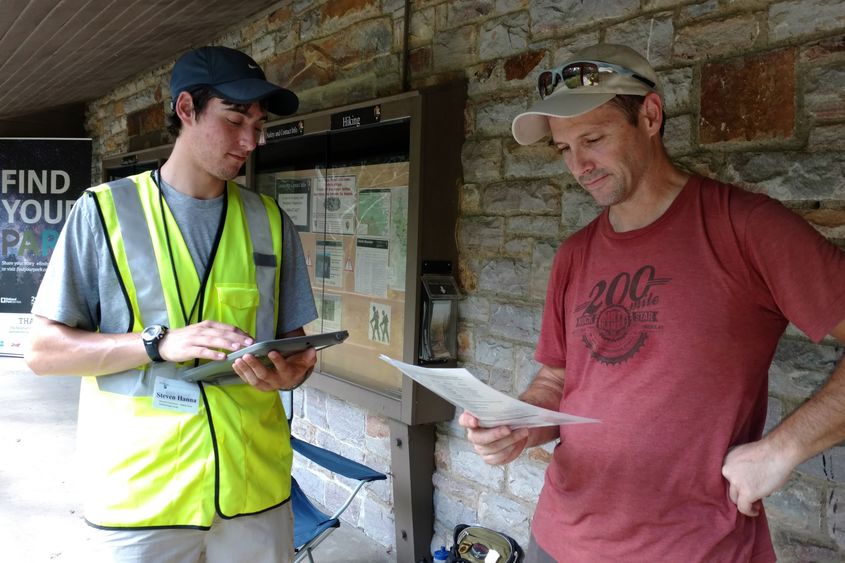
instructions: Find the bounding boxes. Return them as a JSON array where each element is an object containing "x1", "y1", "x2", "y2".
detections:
[{"x1": 25, "y1": 46, "x2": 318, "y2": 562}]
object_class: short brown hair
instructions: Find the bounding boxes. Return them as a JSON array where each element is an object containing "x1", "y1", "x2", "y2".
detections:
[
  {"x1": 607, "y1": 95, "x2": 666, "y2": 138},
  {"x1": 166, "y1": 87, "x2": 215, "y2": 137}
]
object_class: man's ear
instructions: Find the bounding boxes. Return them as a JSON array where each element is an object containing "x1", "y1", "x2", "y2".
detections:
[
  {"x1": 640, "y1": 92, "x2": 664, "y2": 136},
  {"x1": 174, "y1": 91, "x2": 195, "y2": 125}
]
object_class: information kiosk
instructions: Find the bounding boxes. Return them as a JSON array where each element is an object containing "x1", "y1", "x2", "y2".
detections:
[{"x1": 252, "y1": 82, "x2": 467, "y2": 561}]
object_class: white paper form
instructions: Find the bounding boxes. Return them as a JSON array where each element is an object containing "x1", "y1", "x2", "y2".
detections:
[{"x1": 379, "y1": 355, "x2": 599, "y2": 428}]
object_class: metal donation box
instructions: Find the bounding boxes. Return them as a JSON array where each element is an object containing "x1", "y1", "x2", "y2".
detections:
[{"x1": 250, "y1": 82, "x2": 466, "y2": 562}]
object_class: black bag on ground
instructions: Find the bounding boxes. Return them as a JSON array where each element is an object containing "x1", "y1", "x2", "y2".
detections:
[{"x1": 446, "y1": 524, "x2": 524, "y2": 563}]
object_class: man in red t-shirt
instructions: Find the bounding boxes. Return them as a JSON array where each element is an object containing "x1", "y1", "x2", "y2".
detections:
[{"x1": 459, "y1": 43, "x2": 845, "y2": 562}]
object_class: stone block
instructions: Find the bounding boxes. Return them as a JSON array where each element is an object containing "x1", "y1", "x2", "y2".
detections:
[
  {"x1": 326, "y1": 478, "x2": 362, "y2": 523},
  {"x1": 309, "y1": 0, "x2": 381, "y2": 40},
  {"x1": 304, "y1": 388, "x2": 328, "y2": 429},
  {"x1": 478, "y1": 492, "x2": 533, "y2": 547},
  {"x1": 308, "y1": 17, "x2": 393, "y2": 68},
  {"x1": 267, "y1": 5, "x2": 294, "y2": 32},
  {"x1": 770, "y1": 526, "x2": 844, "y2": 563},
  {"x1": 515, "y1": 345, "x2": 540, "y2": 394},
  {"x1": 462, "y1": 138, "x2": 503, "y2": 182},
  {"x1": 475, "y1": 96, "x2": 530, "y2": 137},
  {"x1": 467, "y1": 60, "x2": 506, "y2": 97},
  {"x1": 529, "y1": 0, "x2": 638, "y2": 39},
  {"x1": 799, "y1": 446, "x2": 845, "y2": 484},
  {"x1": 361, "y1": 496, "x2": 395, "y2": 546},
  {"x1": 724, "y1": 152, "x2": 845, "y2": 201},
  {"x1": 561, "y1": 186, "x2": 601, "y2": 231},
  {"x1": 804, "y1": 63, "x2": 845, "y2": 122},
  {"x1": 504, "y1": 50, "x2": 545, "y2": 82},
  {"x1": 674, "y1": 15, "x2": 763, "y2": 61},
  {"x1": 445, "y1": 0, "x2": 497, "y2": 30},
  {"x1": 123, "y1": 91, "x2": 158, "y2": 115},
  {"x1": 642, "y1": 0, "x2": 692, "y2": 9},
  {"x1": 479, "y1": 257, "x2": 531, "y2": 296},
  {"x1": 489, "y1": 366, "x2": 516, "y2": 393},
  {"x1": 433, "y1": 25, "x2": 477, "y2": 72},
  {"x1": 700, "y1": 49, "x2": 795, "y2": 144},
  {"x1": 503, "y1": 140, "x2": 567, "y2": 179},
  {"x1": 475, "y1": 337, "x2": 515, "y2": 368},
  {"x1": 605, "y1": 13, "x2": 674, "y2": 68},
  {"x1": 326, "y1": 396, "x2": 366, "y2": 442},
  {"x1": 769, "y1": 338, "x2": 842, "y2": 403},
  {"x1": 508, "y1": 455, "x2": 546, "y2": 502},
  {"x1": 482, "y1": 180, "x2": 561, "y2": 215},
  {"x1": 294, "y1": 464, "x2": 329, "y2": 505},
  {"x1": 765, "y1": 396, "x2": 783, "y2": 435},
  {"x1": 769, "y1": 0, "x2": 845, "y2": 43},
  {"x1": 459, "y1": 216, "x2": 505, "y2": 251},
  {"x1": 503, "y1": 237, "x2": 533, "y2": 256},
  {"x1": 530, "y1": 241, "x2": 558, "y2": 300},
  {"x1": 828, "y1": 486, "x2": 845, "y2": 549},
  {"x1": 448, "y1": 436, "x2": 507, "y2": 486},
  {"x1": 409, "y1": 46, "x2": 433, "y2": 75},
  {"x1": 434, "y1": 487, "x2": 478, "y2": 530},
  {"x1": 678, "y1": 0, "x2": 719, "y2": 21},
  {"x1": 458, "y1": 295, "x2": 491, "y2": 323},
  {"x1": 800, "y1": 35, "x2": 845, "y2": 64},
  {"x1": 479, "y1": 11, "x2": 530, "y2": 61},
  {"x1": 126, "y1": 104, "x2": 164, "y2": 138},
  {"x1": 809, "y1": 124, "x2": 845, "y2": 150},
  {"x1": 489, "y1": 302, "x2": 537, "y2": 341},
  {"x1": 765, "y1": 478, "x2": 823, "y2": 534},
  {"x1": 365, "y1": 416, "x2": 392, "y2": 461},
  {"x1": 507, "y1": 215, "x2": 558, "y2": 238},
  {"x1": 461, "y1": 183, "x2": 482, "y2": 214},
  {"x1": 660, "y1": 67, "x2": 694, "y2": 115},
  {"x1": 409, "y1": 6, "x2": 435, "y2": 48},
  {"x1": 664, "y1": 114, "x2": 693, "y2": 157},
  {"x1": 550, "y1": 34, "x2": 603, "y2": 66}
]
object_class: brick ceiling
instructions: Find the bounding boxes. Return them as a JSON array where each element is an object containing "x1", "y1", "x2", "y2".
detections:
[{"x1": 0, "y1": 0, "x2": 281, "y2": 120}]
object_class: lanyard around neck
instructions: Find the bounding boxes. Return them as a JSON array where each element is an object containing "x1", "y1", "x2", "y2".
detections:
[{"x1": 151, "y1": 169, "x2": 224, "y2": 327}]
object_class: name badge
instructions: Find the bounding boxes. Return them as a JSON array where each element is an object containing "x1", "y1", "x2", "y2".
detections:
[{"x1": 153, "y1": 377, "x2": 200, "y2": 414}]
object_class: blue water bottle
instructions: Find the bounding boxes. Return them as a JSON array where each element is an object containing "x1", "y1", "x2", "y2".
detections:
[{"x1": 433, "y1": 545, "x2": 449, "y2": 563}]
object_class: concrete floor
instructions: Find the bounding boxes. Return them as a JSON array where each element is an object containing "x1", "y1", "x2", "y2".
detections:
[{"x1": 0, "y1": 356, "x2": 394, "y2": 563}]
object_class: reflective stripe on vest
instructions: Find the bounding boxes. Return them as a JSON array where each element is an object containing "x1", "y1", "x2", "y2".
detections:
[
  {"x1": 95, "y1": 174, "x2": 278, "y2": 396},
  {"x1": 79, "y1": 171, "x2": 291, "y2": 528}
]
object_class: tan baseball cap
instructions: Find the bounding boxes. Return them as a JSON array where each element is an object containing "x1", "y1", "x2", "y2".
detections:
[{"x1": 512, "y1": 44, "x2": 661, "y2": 145}]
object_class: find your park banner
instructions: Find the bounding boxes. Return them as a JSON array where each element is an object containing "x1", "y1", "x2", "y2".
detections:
[{"x1": 0, "y1": 138, "x2": 91, "y2": 356}]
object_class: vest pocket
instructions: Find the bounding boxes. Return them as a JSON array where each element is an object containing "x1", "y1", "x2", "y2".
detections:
[{"x1": 215, "y1": 284, "x2": 260, "y2": 332}]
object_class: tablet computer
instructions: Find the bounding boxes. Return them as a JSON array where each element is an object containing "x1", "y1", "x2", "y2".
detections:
[{"x1": 182, "y1": 330, "x2": 349, "y2": 383}]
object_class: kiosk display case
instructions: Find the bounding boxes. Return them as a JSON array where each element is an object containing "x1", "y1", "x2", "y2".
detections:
[{"x1": 251, "y1": 82, "x2": 466, "y2": 561}]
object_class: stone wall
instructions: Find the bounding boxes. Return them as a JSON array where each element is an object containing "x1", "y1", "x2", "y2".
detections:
[{"x1": 85, "y1": 0, "x2": 845, "y2": 560}]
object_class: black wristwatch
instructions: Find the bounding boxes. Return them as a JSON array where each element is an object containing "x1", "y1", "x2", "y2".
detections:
[{"x1": 141, "y1": 325, "x2": 168, "y2": 363}]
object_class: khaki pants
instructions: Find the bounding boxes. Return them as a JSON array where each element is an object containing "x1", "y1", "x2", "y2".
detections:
[{"x1": 88, "y1": 503, "x2": 294, "y2": 563}]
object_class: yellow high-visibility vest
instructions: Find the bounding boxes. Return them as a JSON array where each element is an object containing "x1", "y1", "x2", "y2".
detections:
[{"x1": 77, "y1": 171, "x2": 291, "y2": 529}]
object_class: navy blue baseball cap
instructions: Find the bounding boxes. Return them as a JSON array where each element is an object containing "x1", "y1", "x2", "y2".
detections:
[{"x1": 170, "y1": 46, "x2": 298, "y2": 115}]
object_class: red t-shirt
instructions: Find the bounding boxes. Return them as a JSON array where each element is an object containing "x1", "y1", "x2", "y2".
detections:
[{"x1": 533, "y1": 176, "x2": 845, "y2": 562}]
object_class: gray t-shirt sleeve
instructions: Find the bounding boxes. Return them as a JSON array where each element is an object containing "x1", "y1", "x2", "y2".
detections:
[
  {"x1": 32, "y1": 193, "x2": 117, "y2": 332},
  {"x1": 277, "y1": 209, "x2": 318, "y2": 335}
]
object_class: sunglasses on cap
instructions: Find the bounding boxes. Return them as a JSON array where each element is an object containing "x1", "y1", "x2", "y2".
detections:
[{"x1": 537, "y1": 60, "x2": 657, "y2": 99}]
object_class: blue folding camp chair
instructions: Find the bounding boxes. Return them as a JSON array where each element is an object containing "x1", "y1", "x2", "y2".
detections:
[{"x1": 282, "y1": 392, "x2": 388, "y2": 563}]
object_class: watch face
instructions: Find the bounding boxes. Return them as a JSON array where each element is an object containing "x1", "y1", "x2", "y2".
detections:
[{"x1": 142, "y1": 325, "x2": 163, "y2": 341}]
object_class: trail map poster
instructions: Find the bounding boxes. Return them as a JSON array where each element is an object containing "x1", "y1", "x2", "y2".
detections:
[{"x1": 0, "y1": 138, "x2": 91, "y2": 356}]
